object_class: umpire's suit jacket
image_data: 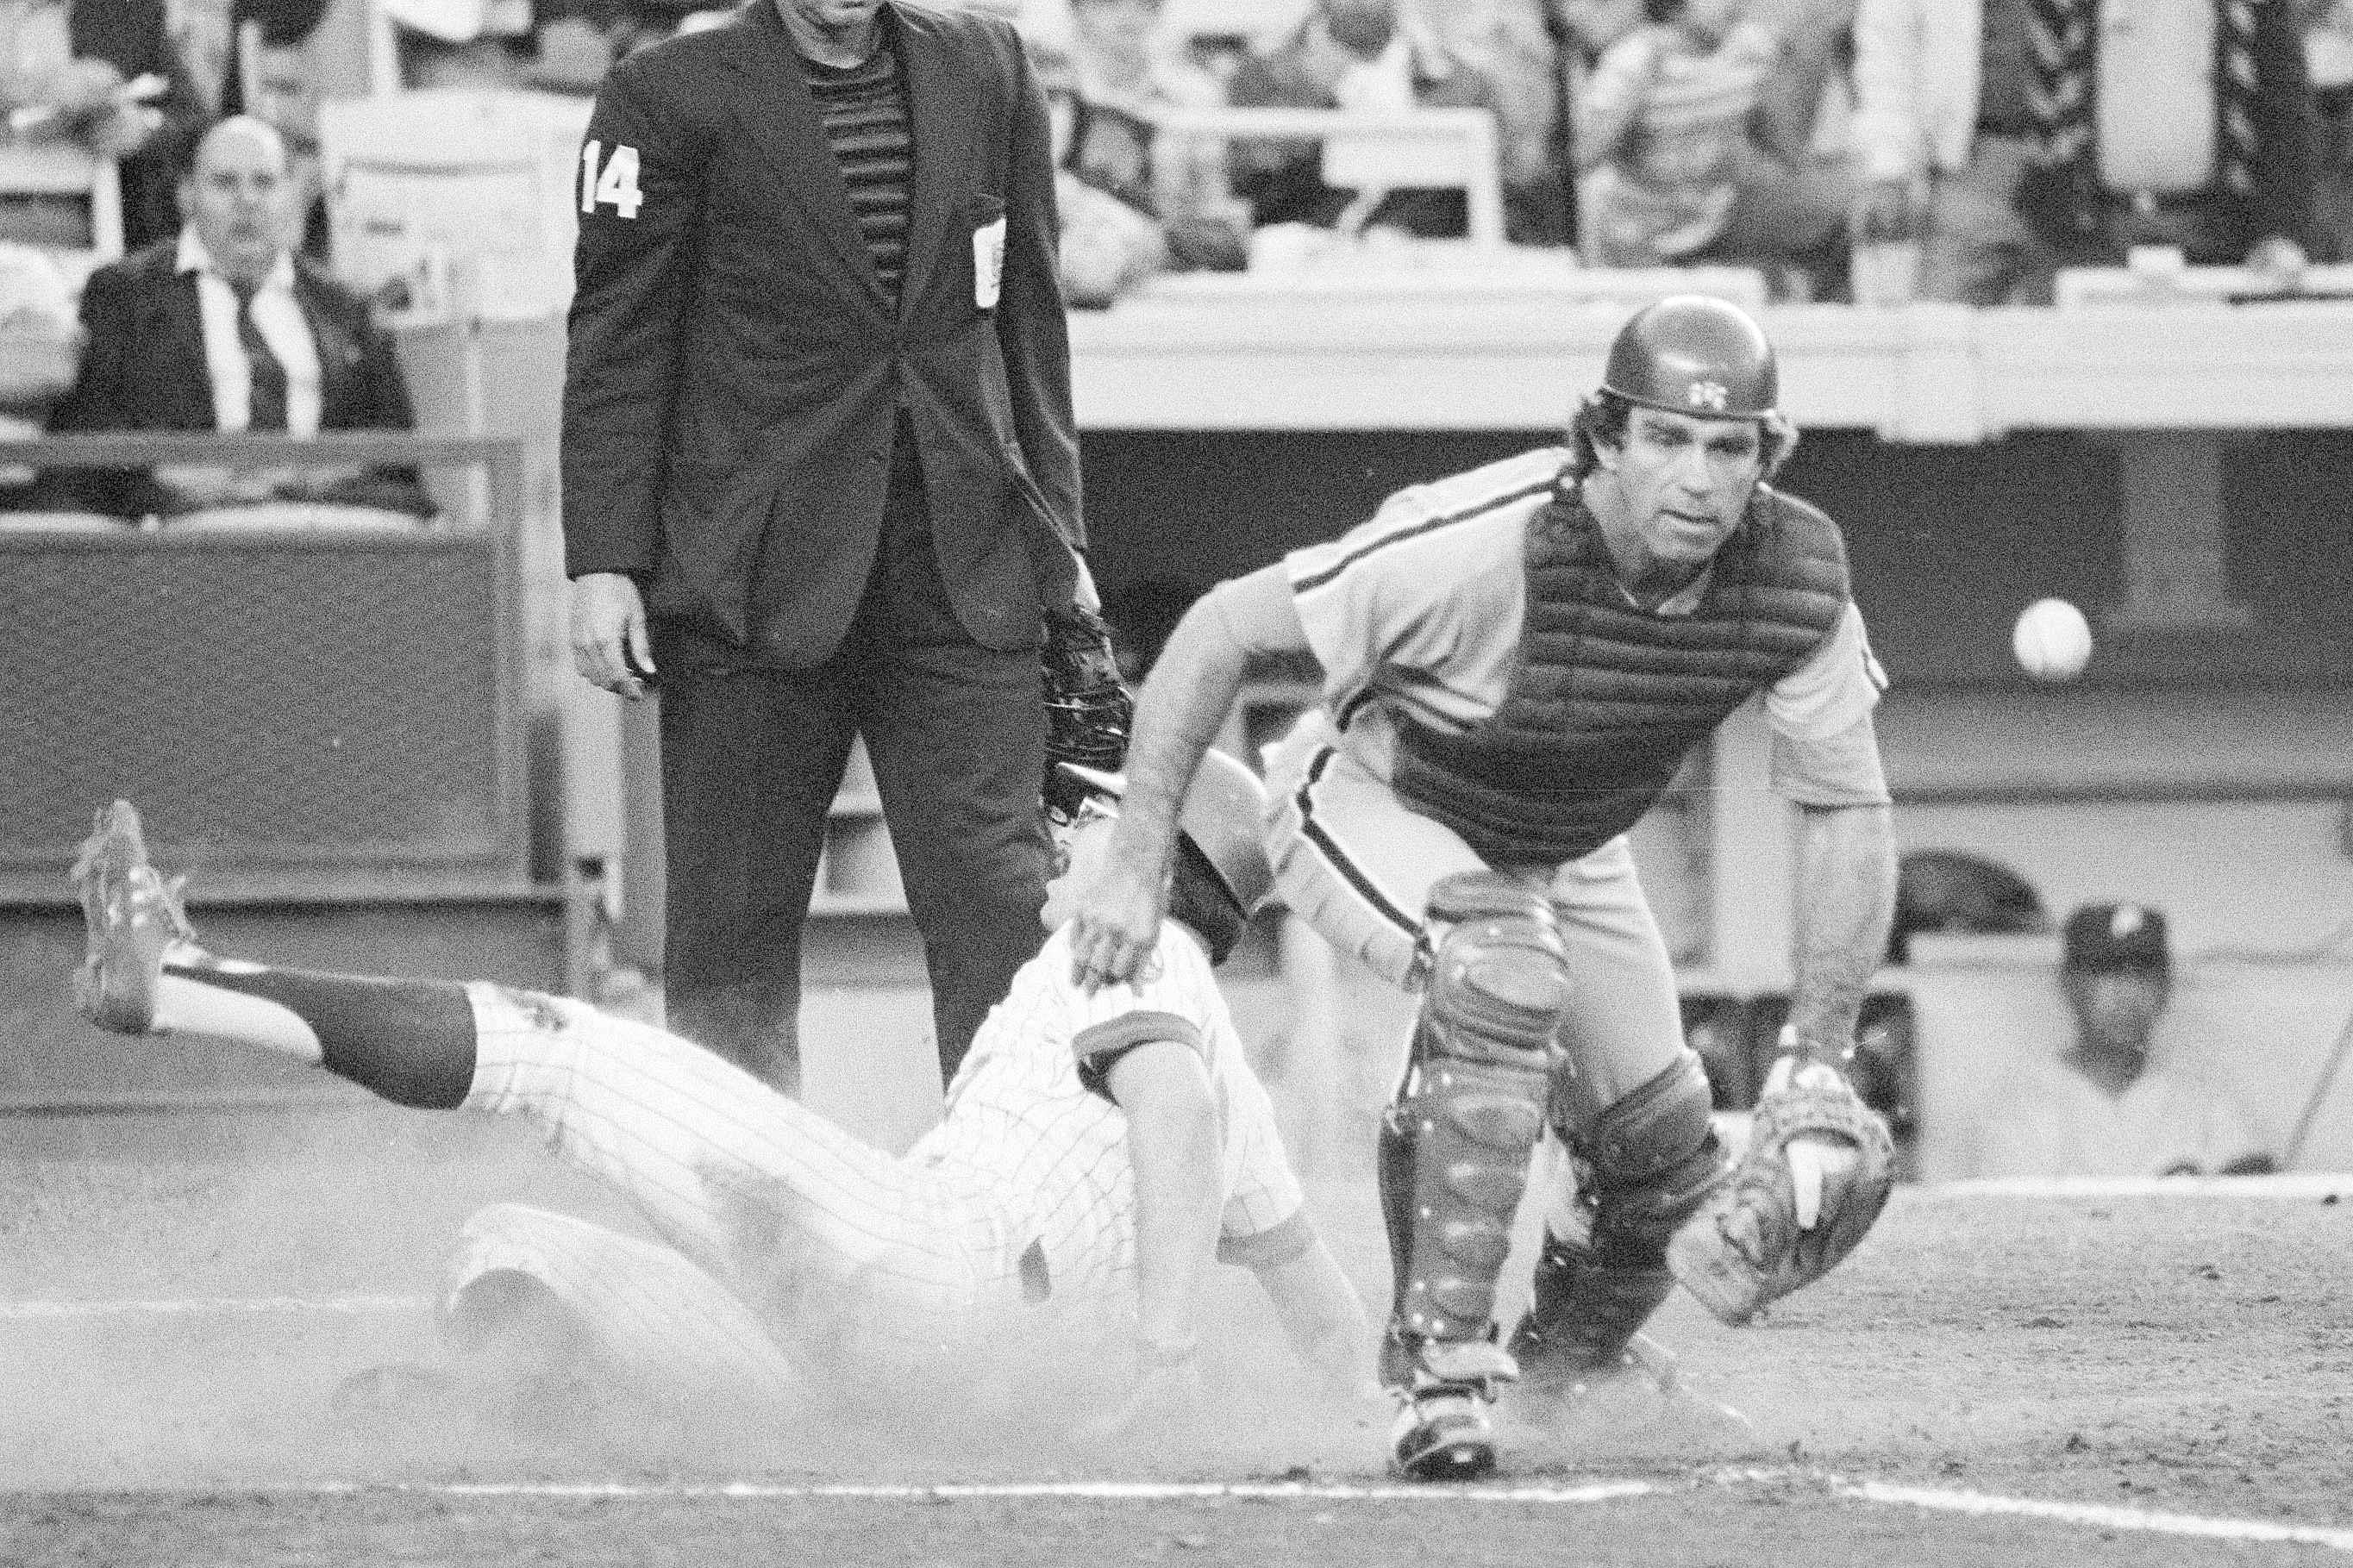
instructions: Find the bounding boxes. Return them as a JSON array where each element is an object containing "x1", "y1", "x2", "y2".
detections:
[{"x1": 560, "y1": 0, "x2": 1083, "y2": 670}]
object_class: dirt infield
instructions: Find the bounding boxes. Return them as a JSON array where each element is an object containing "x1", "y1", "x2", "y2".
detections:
[{"x1": 4, "y1": 1118, "x2": 2351, "y2": 1565}]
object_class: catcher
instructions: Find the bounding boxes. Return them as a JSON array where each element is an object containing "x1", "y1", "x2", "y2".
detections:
[{"x1": 1067, "y1": 297, "x2": 1900, "y2": 1479}]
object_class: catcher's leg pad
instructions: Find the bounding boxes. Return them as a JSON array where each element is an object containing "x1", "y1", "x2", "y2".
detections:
[
  {"x1": 1514, "y1": 1050, "x2": 1722, "y2": 1373},
  {"x1": 1386, "y1": 872, "x2": 1571, "y2": 1349},
  {"x1": 1509, "y1": 1236, "x2": 1675, "y2": 1383},
  {"x1": 1668, "y1": 1059, "x2": 1896, "y2": 1325},
  {"x1": 1583, "y1": 1046, "x2": 1726, "y2": 1247}
]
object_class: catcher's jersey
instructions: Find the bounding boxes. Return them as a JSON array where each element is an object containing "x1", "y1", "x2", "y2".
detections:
[
  {"x1": 911, "y1": 921, "x2": 1305, "y2": 1306},
  {"x1": 1284, "y1": 447, "x2": 1893, "y2": 807}
]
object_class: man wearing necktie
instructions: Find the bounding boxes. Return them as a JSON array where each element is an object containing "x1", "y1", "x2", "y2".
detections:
[
  {"x1": 51, "y1": 115, "x2": 429, "y2": 517},
  {"x1": 229, "y1": 275, "x2": 290, "y2": 434}
]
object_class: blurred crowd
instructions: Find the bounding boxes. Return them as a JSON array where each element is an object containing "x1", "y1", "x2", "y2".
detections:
[{"x1": 5, "y1": 0, "x2": 2353, "y2": 355}]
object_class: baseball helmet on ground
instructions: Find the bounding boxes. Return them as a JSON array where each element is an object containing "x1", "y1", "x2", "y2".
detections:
[
  {"x1": 1601, "y1": 295, "x2": 1780, "y2": 419},
  {"x1": 1054, "y1": 750, "x2": 1273, "y2": 917}
]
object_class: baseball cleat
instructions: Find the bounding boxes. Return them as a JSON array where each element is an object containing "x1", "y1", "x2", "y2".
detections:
[
  {"x1": 1503, "y1": 1332, "x2": 1757, "y2": 1452},
  {"x1": 1384, "y1": 1334, "x2": 1518, "y2": 1480},
  {"x1": 69, "y1": 800, "x2": 195, "y2": 1035},
  {"x1": 1388, "y1": 1385, "x2": 1498, "y2": 1481}
]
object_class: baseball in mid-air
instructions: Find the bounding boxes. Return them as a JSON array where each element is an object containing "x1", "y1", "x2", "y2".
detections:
[{"x1": 2012, "y1": 597, "x2": 2093, "y2": 681}]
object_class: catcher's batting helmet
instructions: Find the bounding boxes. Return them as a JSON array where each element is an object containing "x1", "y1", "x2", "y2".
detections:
[
  {"x1": 1601, "y1": 296, "x2": 1779, "y2": 419},
  {"x1": 1055, "y1": 750, "x2": 1273, "y2": 917}
]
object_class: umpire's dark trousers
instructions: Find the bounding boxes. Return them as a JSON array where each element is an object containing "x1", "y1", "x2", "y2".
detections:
[{"x1": 654, "y1": 419, "x2": 1050, "y2": 1095}]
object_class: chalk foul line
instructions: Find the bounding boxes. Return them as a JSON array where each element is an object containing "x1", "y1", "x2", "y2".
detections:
[
  {"x1": 5, "y1": 1296, "x2": 2348, "y2": 1555},
  {"x1": 358, "y1": 1479, "x2": 1666, "y2": 1506},
  {"x1": 1839, "y1": 1477, "x2": 2353, "y2": 1552},
  {"x1": 0, "y1": 1295, "x2": 429, "y2": 1321},
  {"x1": 264, "y1": 1470, "x2": 2353, "y2": 1549}
]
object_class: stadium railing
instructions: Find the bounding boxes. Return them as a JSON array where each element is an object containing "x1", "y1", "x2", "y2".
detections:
[
  {"x1": 1152, "y1": 104, "x2": 1510, "y2": 249},
  {"x1": 0, "y1": 432, "x2": 541, "y2": 911}
]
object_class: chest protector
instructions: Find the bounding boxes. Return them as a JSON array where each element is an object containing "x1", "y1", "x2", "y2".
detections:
[{"x1": 1392, "y1": 486, "x2": 1849, "y2": 865}]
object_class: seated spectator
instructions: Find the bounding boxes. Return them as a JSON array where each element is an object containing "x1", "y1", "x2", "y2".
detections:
[
  {"x1": 1574, "y1": 0, "x2": 1849, "y2": 296},
  {"x1": 1225, "y1": 0, "x2": 1511, "y2": 241},
  {"x1": 1853, "y1": 0, "x2": 2323, "y2": 305},
  {"x1": 1032, "y1": 33, "x2": 1169, "y2": 306},
  {"x1": 1980, "y1": 903, "x2": 2277, "y2": 1179},
  {"x1": 1059, "y1": 0, "x2": 1248, "y2": 271},
  {"x1": 0, "y1": 238, "x2": 77, "y2": 503},
  {"x1": 0, "y1": 0, "x2": 206, "y2": 251},
  {"x1": 2308, "y1": 0, "x2": 2353, "y2": 260},
  {"x1": 48, "y1": 115, "x2": 432, "y2": 521},
  {"x1": 221, "y1": 0, "x2": 332, "y2": 116},
  {"x1": 0, "y1": 236, "x2": 73, "y2": 422},
  {"x1": 166, "y1": 0, "x2": 230, "y2": 119},
  {"x1": 384, "y1": 0, "x2": 537, "y2": 91},
  {"x1": 1554, "y1": 0, "x2": 1647, "y2": 58},
  {"x1": 220, "y1": 1, "x2": 337, "y2": 261},
  {"x1": 525, "y1": 0, "x2": 717, "y2": 91},
  {"x1": 1407, "y1": 0, "x2": 1575, "y2": 243}
]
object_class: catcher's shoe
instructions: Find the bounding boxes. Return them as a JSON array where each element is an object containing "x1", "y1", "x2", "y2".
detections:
[
  {"x1": 1386, "y1": 1337, "x2": 1517, "y2": 1481},
  {"x1": 1390, "y1": 1387, "x2": 1498, "y2": 1481},
  {"x1": 1501, "y1": 1333, "x2": 1756, "y2": 1454},
  {"x1": 70, "y1": 800, "x2": 196, "y2": 1035}
]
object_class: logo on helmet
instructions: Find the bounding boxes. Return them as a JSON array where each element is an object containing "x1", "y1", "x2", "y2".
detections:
[{"x1": 1687, "y1": 379, "x2": 1730, "y2": 412}]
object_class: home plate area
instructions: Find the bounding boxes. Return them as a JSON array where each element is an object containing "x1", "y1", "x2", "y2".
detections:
[{"x1": 4, "y1": 1136, "x2": 2352, "y2": 1565}]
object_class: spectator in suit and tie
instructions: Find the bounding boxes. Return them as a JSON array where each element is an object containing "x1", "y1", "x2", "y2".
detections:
[
  {"x1": 1851, "y1": 0, "x2": 2322, "y2": 304},
  {"x1": 48, "y1": 114, "x2": 430, "y2": 521},
  {"x1": 0, "y1": 0, "x2": 206, "y2": 251}
]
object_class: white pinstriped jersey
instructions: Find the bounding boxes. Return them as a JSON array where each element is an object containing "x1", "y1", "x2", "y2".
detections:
[
  {"x1": 1283, "y1": 447, "x2": 1893, "y2": 807},
  {"x1": 913, "y1": 922, "x2": 1305, "y2": 1309},
  {"x1": 455, "y1": 920, "x2": 1304, "y2": 1393}
]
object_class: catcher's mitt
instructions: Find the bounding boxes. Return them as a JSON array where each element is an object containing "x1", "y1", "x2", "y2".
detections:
[
  {"x1": 1042, "y1": 603, "x2": 1134, "y2": 775},
  {"x1": 1668, "y1": 1057, "x2": 1895, "y2": 1325}
]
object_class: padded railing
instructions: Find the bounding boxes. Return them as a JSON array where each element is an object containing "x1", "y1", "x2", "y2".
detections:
[{"x1": 0, "y1": 433, "x2": 535, "y2": 904}]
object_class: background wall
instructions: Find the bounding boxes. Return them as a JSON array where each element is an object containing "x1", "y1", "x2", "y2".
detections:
[
  {"x1": 1080, "y1": 425, "x2": 2353, "y2": 951},
  {"x1": 1080, "y1": 428, "x2": 2353, "y2": 690}
]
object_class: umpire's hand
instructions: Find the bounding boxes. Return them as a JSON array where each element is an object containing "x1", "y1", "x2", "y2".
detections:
[
  {"x1": 1067, "y1": 854, "x2": 1167, "y2": 991},
  {"x1": 571, "y1": 572, "x2": 657, "y2": 701}
]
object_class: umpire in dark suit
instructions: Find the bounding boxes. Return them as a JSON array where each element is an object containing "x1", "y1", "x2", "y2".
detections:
[{"x1": 564, "y1": 0, "x2": 1086, "y2": 1093}]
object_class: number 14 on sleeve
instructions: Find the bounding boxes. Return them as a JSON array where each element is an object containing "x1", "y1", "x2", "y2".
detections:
[{"x1": 580, "y1": 141, "x2": 643, "y2": 220}]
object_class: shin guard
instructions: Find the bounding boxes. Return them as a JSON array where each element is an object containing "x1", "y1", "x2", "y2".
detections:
[
  {"x1": 1384, "y1": 873, "x2": 1572, "y2": 1357},
  {"x1": 1513, "y1": 1050, "x2": 1724, "y2": 1374}
]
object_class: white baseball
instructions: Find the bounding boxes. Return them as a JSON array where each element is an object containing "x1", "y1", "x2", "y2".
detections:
[{"x1": 2012, "y1": 597, "x2": 2093, "y2": 681}]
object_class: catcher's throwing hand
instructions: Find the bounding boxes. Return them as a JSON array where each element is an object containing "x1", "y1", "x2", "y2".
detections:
[
  {"x1": 571, "y1": 572, "x2": 656, "y2": 701},
  {"x1": 1668, "y1": 1057, "x2": 1895, "y2": 1325},
  {"x1": 1067, "y1": 854, "x2": 1167, "y2": 991}
]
